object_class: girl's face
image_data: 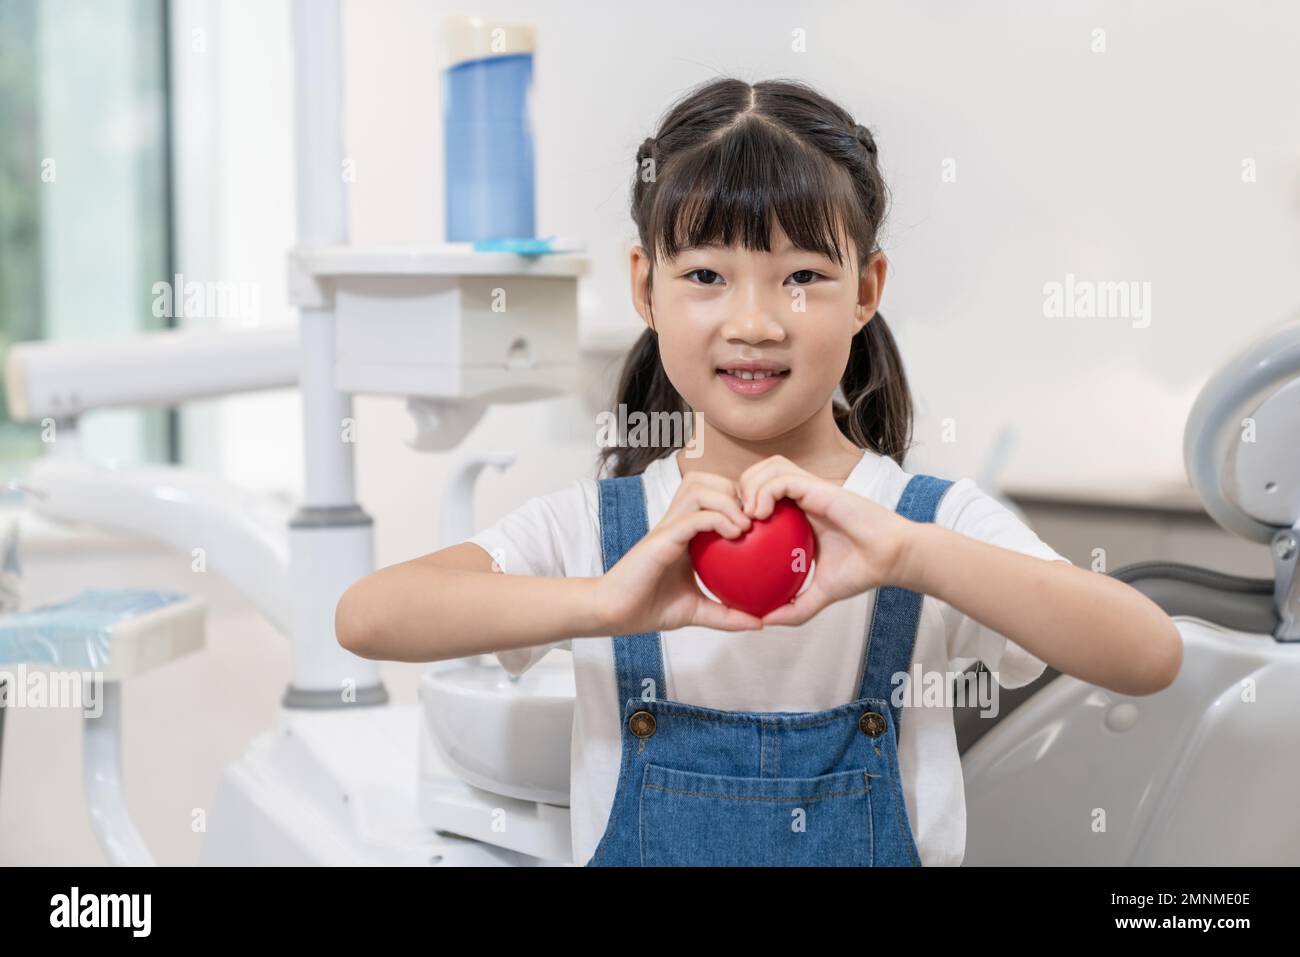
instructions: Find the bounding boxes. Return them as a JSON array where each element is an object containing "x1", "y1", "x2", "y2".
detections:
[{"x1": 630, "y1": 219, "x2": 886, "y2": 444}]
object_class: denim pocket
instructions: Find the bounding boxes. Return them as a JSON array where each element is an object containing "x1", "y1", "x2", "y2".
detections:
[{"x1": 638, "y1": 764, "x2": 873, "y2": 866}]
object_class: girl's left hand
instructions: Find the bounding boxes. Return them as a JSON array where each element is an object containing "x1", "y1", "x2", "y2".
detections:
[{"x1": 737, "y1": 455, "x2": 916, "y2": 627}]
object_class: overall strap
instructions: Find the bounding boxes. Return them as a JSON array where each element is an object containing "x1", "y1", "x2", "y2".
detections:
[
  {"x1": 597, "y1": 475, "x2": 667, "y2": 706},
  {"x1": 858, "y1": 474, "x2": 955, "y2": 737}
]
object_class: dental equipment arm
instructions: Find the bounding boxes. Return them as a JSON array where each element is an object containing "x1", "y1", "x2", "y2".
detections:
[{"x1": 4, "y1": 326, "x2": 299, "y2": 419}]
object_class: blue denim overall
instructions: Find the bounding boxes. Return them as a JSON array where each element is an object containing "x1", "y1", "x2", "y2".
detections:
[{"x1": 585, "y1": 471, "x2": 954, "y2": 867}]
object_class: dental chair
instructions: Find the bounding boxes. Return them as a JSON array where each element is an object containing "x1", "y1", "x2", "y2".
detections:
[{"x1": 957, "y1": 316, "x2": 1300, "y2": 866}]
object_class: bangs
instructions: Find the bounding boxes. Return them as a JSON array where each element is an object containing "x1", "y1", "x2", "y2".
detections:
[{"x1": 646, "y1": 119, "x2": 870, "y2": 270}]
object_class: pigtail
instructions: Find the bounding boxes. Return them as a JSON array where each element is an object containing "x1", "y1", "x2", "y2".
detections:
[
  {"x1": 596, "y1": 327, "x2": 690, "y2": 478},
  {"x1": 833, "y1": 311, "x2": 913, "y2": 466}
]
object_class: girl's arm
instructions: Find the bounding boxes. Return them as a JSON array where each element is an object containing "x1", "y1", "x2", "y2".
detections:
[
  {"x1": 739, "y1": 455, "x2": 1183, "y2": 698},
  {"x1": 337, "y1": 474, "x2": 764, "y2": 663},
  {"x1": 335, "y1": 543, "x2": 607, "y2": 663},
  {"x1": 897, "y1": 525, "x2": 1183, "y2": 697}
]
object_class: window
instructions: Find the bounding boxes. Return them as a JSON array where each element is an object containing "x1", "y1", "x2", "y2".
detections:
[{"x1": 0, "y1": 0, "x2": 173, "y2": 470}]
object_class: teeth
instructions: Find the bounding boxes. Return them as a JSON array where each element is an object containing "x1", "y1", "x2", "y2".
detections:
[{"x1": 724, "y1": 369, "x2": 781, "y2": 379}]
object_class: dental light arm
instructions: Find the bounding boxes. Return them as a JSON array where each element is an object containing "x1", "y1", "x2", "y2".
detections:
[{"x1": 3, "y1": 326, "x2": 300, "y2": 421}]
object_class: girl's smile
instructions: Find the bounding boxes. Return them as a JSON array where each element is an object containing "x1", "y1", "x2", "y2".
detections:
[{"x1": 716, "y1": 359, "x2": 792, "y2": 396}]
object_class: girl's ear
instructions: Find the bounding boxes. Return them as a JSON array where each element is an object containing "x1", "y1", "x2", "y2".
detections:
[
  {"x1": 853, "y1": 302, "x2": 870, "y2": 334},
  {"x1": 855, "y1": 251, "x2": 888, "y2": 331},
  {"x1": 628, "y1": 243, "x2": 656, "y2": 331}
]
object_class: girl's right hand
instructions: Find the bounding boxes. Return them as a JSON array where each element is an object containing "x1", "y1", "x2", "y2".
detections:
[{"x1": 592, "y1": 470, "x2": 766, "y2": 636}]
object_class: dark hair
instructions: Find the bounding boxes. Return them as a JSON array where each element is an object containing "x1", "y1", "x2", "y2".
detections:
[{"x1": 598, "y1": 76, "x2": 913, "y2": 478}]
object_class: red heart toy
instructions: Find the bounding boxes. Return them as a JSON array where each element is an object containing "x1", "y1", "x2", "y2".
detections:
[{"x1": 689, "y1": 498, "x2": 818, "y2": 618}]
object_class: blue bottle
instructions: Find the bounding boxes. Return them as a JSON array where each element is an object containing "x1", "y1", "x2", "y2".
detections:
[{"x1": 441, "y1": 17, "x2": 536, "y2": 242}]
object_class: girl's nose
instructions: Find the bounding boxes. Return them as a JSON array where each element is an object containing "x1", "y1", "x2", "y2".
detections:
[{"x1": 720, "y1": 296, "x2": 787, "y2": 343}]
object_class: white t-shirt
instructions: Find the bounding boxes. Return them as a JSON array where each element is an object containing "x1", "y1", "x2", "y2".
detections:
[{"x1": 467, "y1": 448, "x2": 1071, "y2": 866}]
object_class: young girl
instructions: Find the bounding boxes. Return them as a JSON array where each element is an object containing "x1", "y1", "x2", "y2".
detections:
[{"x1": 337, "y1": 77, "x2": 1183, "y2": 867}]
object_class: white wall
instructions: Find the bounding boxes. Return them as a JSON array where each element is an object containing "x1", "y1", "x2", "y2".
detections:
[
  {"x1": 350, "y1": 0, "x2": 1300, "y2": 534},
  {"x1": 172, "y1": 0, "x2": 1300, "y2": 547}
]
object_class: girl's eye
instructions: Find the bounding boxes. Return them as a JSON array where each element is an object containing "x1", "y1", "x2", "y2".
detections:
[
  {"x1": 685, "y1": 268, "x2": 723, "y2": 285},
  {"x1": 684, "y1": 268, "x2": 824, "y2": 285}
]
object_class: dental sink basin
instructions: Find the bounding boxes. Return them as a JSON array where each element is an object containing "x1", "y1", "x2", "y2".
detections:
[{"x1": 419, "y1": 654, "x2": 575, "y2": 806}]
